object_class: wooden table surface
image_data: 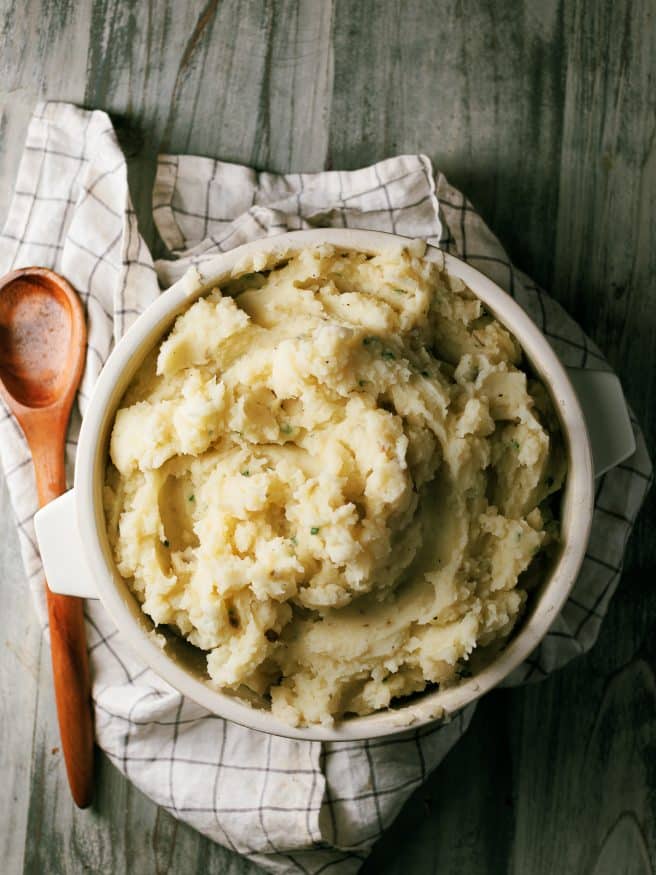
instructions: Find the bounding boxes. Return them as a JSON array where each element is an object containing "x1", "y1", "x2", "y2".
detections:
[{"x1": 1, "y1": 1, "x2": 654, "y2": 873}]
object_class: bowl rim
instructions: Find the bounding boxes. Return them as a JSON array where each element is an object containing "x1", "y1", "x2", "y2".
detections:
[{"x1": 75, "y1": 228, "x2": 595, "y2": 740}]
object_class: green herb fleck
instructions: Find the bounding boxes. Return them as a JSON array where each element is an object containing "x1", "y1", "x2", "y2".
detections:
[
  {"x1": 310, "y1": 526, "x2": 320, "y2": 535},
  {"x1": 290, "y1": 535, "x2": 298, "y2": 546},
  {"x1": 241, "y1": 470, "x2": 250, "y2": 477},
  {"x1": 188, "y1": 494, "x2": 195, "y2": 502},
  {"x1": 381, "y1": 350, "x2": 396, "y2": 360},
  {"x1": 358, "y1": 379, "x2": 368, "y2": 387},
  {"x1": 510, "y1": 439, "x2": 520, "y2": 450},
  {"x1": 393, "y1": 287, "x2": 407, "y2": 295},
  {"x1": 280, "y1": 423, "x2": 293, "y2": 435}
]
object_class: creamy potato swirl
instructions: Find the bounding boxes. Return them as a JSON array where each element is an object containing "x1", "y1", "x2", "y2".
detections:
[{"x1": 104, "y1": 242, "x2": 565, "y2": 726}]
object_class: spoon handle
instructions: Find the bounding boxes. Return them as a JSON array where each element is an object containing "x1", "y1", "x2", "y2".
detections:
[
  {"x1": 45, "y1": 592, "x2": 94, "y2": 807},
  {"x1": 33, "y1": 440, "x2": 94, "y2": 809}
]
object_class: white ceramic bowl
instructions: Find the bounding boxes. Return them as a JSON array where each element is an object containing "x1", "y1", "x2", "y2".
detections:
[{"x1": 35, "y1": 229, "x2": 635, "y2": 741}]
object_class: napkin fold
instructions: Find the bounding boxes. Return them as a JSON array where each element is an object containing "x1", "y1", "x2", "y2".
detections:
[{"x1": 0, "y1": 102, "x2": 651, "y2": 875}]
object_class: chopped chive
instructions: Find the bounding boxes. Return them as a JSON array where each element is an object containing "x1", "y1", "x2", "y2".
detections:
[
  {"x1": 310, "y1": 526, "x2": 320, "y2": 535},
  {"x1": 290, "y1": 535, "x2": 298, "y2": 546},
  {"x1": 241, "y1": 470, "x2": 250, "y2": 477},
  {"x1": 393, "y1": 287, "x2": 407, "y2": 294},
  {"x1": 280, "y1": 423, "x2": 293, "y2": 435},
  {"x1": 381, "y1": 350, "x2": 396, "y2": 360},
  {"x1": 188, "y1": 494, "x2": 195, "y2": 502},
  {"x1": 358, "y1": 379, "x2": 368, "y2": 387},
  {"x1": 510, "y1": 439, "x2": 520, "y2": 450}
]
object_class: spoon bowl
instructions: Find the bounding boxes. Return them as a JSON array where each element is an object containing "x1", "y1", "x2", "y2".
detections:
[{"x1": 0, "y1": 269, "x2": 79, "y2": 409}]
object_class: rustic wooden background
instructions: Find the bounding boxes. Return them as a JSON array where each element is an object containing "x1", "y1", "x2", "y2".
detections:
[{"x1": 0, "y1": 1, "x2": 654, "y2": 873}]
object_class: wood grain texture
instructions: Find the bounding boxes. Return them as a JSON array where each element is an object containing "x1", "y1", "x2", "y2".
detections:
[
  {"x1": 0, "y1": 0, "x2": 653, "y2": 872},
  {"x1": 0, "y1": 473, "x2": 41, "y2": 874}
]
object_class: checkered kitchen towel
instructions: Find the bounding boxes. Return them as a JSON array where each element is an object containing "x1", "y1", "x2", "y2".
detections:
[{"x1": 0, "y1": 102, "x2": 651, "y2": 874}]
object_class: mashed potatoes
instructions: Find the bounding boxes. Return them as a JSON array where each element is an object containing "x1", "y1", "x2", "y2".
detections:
[{"x1": 104, "y1": 242, "x2": 565, "y2": 726}]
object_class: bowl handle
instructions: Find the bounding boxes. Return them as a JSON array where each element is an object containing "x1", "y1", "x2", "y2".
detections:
[
  {"x1": 34, "y1": 490, "x2": 99, "y2": 598},
  {"x1": 566, "y1": 368, "x2": 636, "y2": 478}
]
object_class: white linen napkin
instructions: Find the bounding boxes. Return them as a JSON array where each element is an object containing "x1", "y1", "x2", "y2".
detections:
[{"x1": 0, "y1": 102, "x2": 651, "y2": 875}]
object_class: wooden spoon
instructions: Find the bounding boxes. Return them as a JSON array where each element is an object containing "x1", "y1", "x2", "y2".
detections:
[{"x1": 0, "y1": 266, "x2": 93, "y2": 808}]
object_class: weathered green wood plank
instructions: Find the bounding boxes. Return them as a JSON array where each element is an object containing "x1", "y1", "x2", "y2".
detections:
[
  {"x1": 329, "y1": 0, "x2": 571, "y2": 292},
  {"x1": 79, "y1": 0, "x2": 335, "y2": 253},
  {"x1": 507, "y1": 566, "x2": 655, "y2": 875},
  {"x1": 0, "y1": 0, "x2": 92, "y2": 224},
  {"x1": 553, "y1": 0, "x2": 656, "y2": 564},
  {"x1": 0, "y1": 475, "x2": 41, "y2": 875}
]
